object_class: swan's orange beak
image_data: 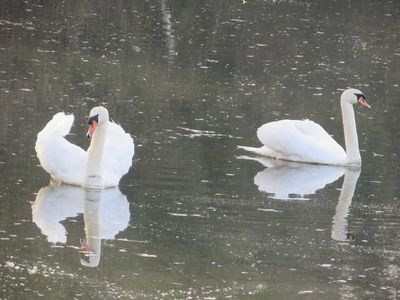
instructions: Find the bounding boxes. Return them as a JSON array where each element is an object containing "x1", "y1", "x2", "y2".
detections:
[
  {"x1": 86, "y1": 122, "x2": 97, "y2": 138},
  {"x1": 87, "y1": 114, "x2": 99, "y2": 138},
  {"x1": 358, "y1": 97, "x2": 371, "y2": 109}
]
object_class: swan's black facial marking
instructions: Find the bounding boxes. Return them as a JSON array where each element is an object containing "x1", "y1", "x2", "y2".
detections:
[
  {"x1": 355, "y1": 93, "x2": 371, "y2": 109},
  {"x1": 354, "y1": 93, "x2": 366, "y2": 100},
  {"x1": 88, "y1": 114, "x2": 99, "y2": 125}
]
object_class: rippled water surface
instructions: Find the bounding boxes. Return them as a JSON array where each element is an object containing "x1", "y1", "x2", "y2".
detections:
[{"x1": 1, "y1": 0, "x2": 400, "y2": 299}]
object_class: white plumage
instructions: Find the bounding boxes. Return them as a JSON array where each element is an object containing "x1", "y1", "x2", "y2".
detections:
[
  {"x1": 35, "y1": 107, "x2": 135, "y2": 188},
  {"x1": 239, "y1": 88, "x2": 370, "y2": 166}
]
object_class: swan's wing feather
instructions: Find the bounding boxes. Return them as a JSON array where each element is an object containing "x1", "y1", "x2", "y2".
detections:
[
  {"x1": 291, "y1": 120, "x2": 341, "y2": 147},
  {"x1": 291, "y1": 120, "x2": 346, "y2": 155},
  {"x1": 37, "y1": 112, "x2": 74, "y2": 138},
  {"x1": 101, "y1": 122, "x2": 135, "y2": 186},
  {"x1": 257, "y1": 119, "x2": 345, "y2": 164},
  {"x1": 35, "y1": 113, "x2": 87, "y2": 185}
]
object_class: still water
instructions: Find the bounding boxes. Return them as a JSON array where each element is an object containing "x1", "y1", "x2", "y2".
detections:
[{"x1": 1, "y1": 0, "x2": 400, "y2": 299}]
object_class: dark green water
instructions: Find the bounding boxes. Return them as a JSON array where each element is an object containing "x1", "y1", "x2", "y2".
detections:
[{"x1": 0, "y1": 0, "x2": 400, "y2": 299}]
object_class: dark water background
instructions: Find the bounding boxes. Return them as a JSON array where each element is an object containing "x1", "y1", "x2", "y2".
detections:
[{"x1": 0, "y1": 0, "x2": 400, "y2": 299}]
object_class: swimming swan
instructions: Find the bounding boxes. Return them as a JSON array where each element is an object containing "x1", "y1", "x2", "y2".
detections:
[
  {"x1": 238, "y1": 88, "x2": 370, "y2": 166},
  {"x1": 35, "y1": 106, "x2": 135, "y2": 188}
]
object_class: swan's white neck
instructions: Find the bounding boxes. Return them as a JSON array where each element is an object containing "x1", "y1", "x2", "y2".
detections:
[
  {"x1": 85, "y1": 122, "x2": 108, "y2": 188},
  {"x1": 341, "y1": 100, "x2": 361, "y2": 165}
]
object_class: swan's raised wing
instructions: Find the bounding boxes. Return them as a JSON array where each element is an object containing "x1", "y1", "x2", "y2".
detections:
[
  {"x1": 257, "y1": 119, "x2": 346, "y2": 164},
  {"x1": 101, "y1": 121, "x2": 135, "y2": 186},
  {"x1": 35, "y1": 113, "x2": 87, "y2": 185}
]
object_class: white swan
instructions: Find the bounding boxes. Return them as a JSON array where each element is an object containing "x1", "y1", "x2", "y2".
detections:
[
  {"x1": 238, "y1": 88, "x2": 370, "y2": 166},
  {"x1": 35, "y1": 106, "x2": 135, "y2": 188}
]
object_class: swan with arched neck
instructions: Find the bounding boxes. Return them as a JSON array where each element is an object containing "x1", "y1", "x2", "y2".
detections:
[
  {"x1": 35, "y1": 106, "x2": 135, "y2": 188},
  {"x1": 238, "y1": 88, "x2": 370, "y2": 166}
]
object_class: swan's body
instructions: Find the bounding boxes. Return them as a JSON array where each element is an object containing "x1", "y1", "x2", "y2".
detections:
[
  {"x1": 35, "y1": 106, "x2": 135, "y2": 188},
  {"x1": 239, "y1": 89, "x2": 370, "y2": 166}
]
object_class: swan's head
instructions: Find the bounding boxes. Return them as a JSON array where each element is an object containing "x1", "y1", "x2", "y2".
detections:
[
  {"x1": 86, "y1": 106, "x2": 109, "y2": 138},
  {"x1": 341, "y1": 88, "x2": 371, "y2": 108}
]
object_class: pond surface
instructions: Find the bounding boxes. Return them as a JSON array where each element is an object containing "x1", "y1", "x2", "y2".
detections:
[{"x1": 1, "y1": 0, "x2": 400, "y2": 299}]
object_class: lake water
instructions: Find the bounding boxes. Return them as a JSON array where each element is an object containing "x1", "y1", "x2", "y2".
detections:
[{"x1": 1, "y1": 0, "x2": 400, "y2": 299}]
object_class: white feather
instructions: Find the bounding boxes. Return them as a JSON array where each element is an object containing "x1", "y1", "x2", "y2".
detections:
[
  {"x1": 35, "y1": 110, "x2": 135, "y2": 187},
  {"x1": 239, "y1": 88, "x2": 368, "y2": 166}
]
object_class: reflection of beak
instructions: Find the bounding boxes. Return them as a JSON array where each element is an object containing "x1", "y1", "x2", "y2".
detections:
[
  {"x1": 86, "y1": 122, "x2": 97, "y2": 138},
  {"x1": 80, "y1": 238, "x2": 90, "y2": 253},
  {"x1": 358, "y1": 97, "x2": 371, "y2": 109}
]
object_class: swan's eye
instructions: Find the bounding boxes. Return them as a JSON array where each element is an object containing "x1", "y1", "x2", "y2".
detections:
[
  {"x1": 354, "y1": 93, "x2": 366, "y2": 100},
  {"x1": 88, "y1": 114, "x2": 99, "y2": 125}
]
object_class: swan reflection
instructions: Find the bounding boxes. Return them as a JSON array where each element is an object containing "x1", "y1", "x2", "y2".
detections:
[
  {"x1": 331, "y1": 168, "x2": 360, "y2": 242},
  {"x1": 32, "y1": 183, "x2": 130, "y2": 267},
  {"x1": 239, "y1": 156, "x2": 360, "y2": 242}
]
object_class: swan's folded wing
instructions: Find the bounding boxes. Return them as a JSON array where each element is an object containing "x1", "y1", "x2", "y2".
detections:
[
  {"x1": 101, "y1": 121, "x2": 135, "y2": 186},
  {"x1": 35, "y1": 113, "x2": 87, "y2": 185},
  {"x1": 257, "y1": 119, "x2": 346, "y2": 164},
  {"x1": 291, "y1": 120, "x2": 346, "y2": 156},
  {"x1": 291, "y1": 120, "x2": 341, "y2": 146}
]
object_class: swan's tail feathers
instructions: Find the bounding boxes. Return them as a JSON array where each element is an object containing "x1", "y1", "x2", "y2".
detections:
[
  {"x1": 37, "y1": 112, "x2": 74, "y2": 139},
  {"x1": 237, "y1": 145, "x2": 271, "y2": 156}
]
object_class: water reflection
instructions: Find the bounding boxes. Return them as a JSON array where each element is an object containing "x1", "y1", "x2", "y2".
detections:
[
  {"x1": 31, "y1": 184, "x2": 130, "y2": 267},
  {"x1": 160, "y1": 0, "x2": 176, "y2": 63},
  {"x1": 239, "y1": 156, "x2": 360, "y2": 242},
  {"x1": 0, "y1": 0, "x2": 398, "y2": 297},
  {"x1": 239, "y1": 156, "x2": 344, "y2": 200},
  {"x1": 331, "y1": 168, "x2": 360, "y2": 242}
]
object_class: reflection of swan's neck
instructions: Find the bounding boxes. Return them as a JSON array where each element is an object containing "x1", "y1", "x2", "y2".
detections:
[
  {"x1": 85, "y1": 123, "x2": 108, "y2": 187},
  {"x1": 341, "y1": 100, "x2": 361, "y2": 165},
  {"x1": 331, "y1": 168, "x2": 360, "y2": 242},
  {"x1": 81, "y1": 189, "x2": 102, "y2": 267}
]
